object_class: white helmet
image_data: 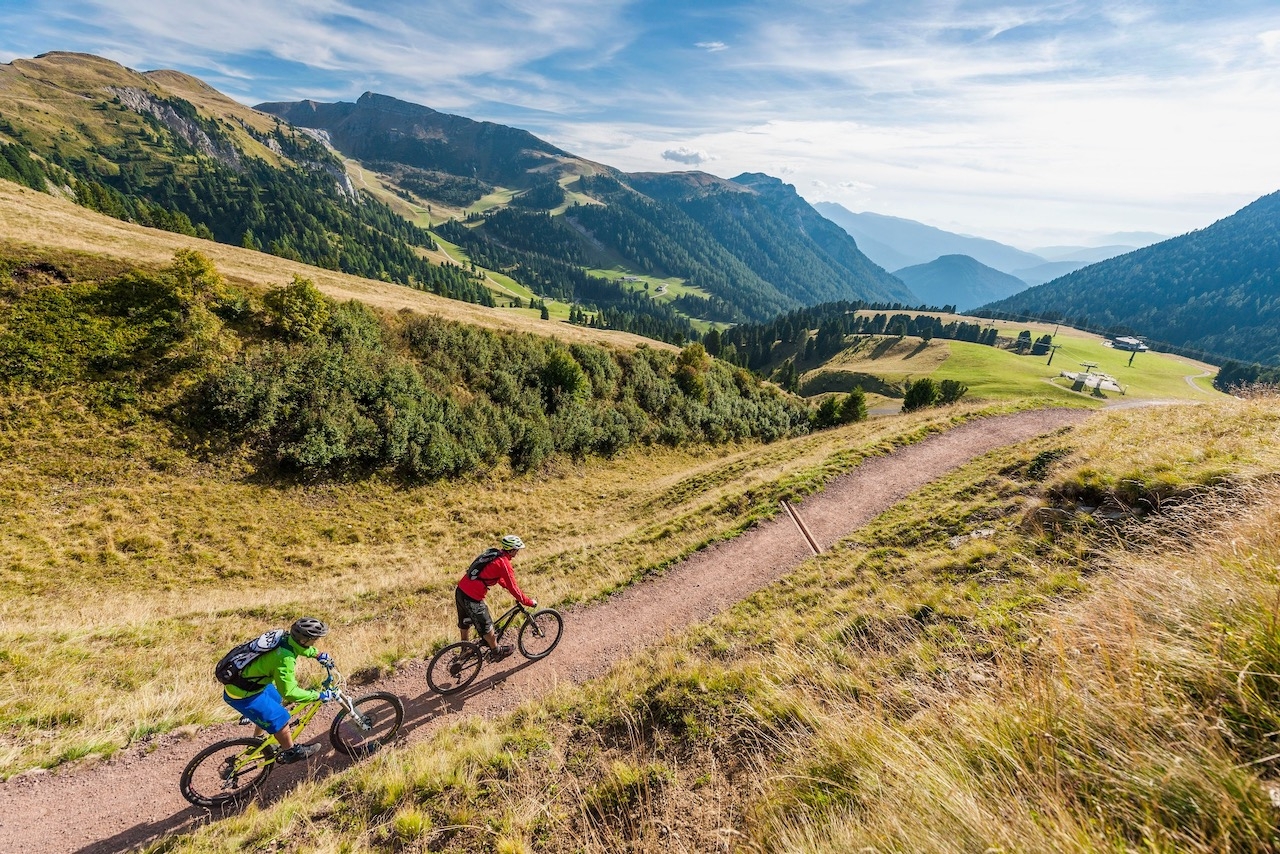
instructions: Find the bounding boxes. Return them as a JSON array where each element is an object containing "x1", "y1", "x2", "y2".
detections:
[{"x1": 500, "y1": 534, "x2": 525, "y2": 551}]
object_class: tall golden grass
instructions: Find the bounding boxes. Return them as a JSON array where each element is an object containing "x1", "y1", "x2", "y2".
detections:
[
  {"x1": 156, "y1": 398, "x2": 1280, "y2": 853},
  {"x1": 2, "y1": 374, "x2": 1030, "y2": 776}
]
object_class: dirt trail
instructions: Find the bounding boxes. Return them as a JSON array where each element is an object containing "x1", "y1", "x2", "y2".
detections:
[{"x1": 0, "y1": 409, "x2": 1088, "y2": 854}]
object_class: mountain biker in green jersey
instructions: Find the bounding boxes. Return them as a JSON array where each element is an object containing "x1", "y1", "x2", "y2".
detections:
[{"x1": 222, "y1": 617, "x2": 335, "y2": 764}]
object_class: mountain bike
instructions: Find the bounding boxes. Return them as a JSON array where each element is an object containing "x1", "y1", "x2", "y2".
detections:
[
  {"x1": 179, "y1": 662, "x2": 404, "y2": 809},
  {"x1": 426, "y1": 601, "x2": 564, "y2": 695}
]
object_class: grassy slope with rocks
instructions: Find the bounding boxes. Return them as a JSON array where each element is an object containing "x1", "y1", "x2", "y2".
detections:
[{"x1": 157, "y1": 397, "x2": 1280, "y2": 853}]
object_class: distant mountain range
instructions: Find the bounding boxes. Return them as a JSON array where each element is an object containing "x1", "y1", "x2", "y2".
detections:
[
  {"x1": 256, "y1": 94, "x2": 915, "y2": 322},
  {"x1": 813, "y1": 204, "x2": 1046, "y2": 274},
  {"x1": 3, "y1": 51, "x2": 1278, "y2": 365},
  {"x1": 892, "y1": 255, "x2": 1028, "y2": 312},
  {"x1": 982, "y1": 191, "x2": 1280, "y2": 365},
  {"x1": 813, "y1": 202, "x2": 1163, "y2": 287}
]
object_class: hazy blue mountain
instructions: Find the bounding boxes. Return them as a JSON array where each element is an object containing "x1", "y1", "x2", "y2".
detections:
[
  {"x1": 813, "y1": 202, "x2": 1045, "y2": 274},
  {"x1": 892, "y1": 255, "x2": 1027, "y2": 312},
  {"x1": 1011, "y1": 260, "x2": 1089, "y2": 286},
  {"x1": 982, "y1": 190, "x2": 1280, "y2": 365},
  {"x1": 1032, "y1": 245, "x2": 1139, "y2": 263}
]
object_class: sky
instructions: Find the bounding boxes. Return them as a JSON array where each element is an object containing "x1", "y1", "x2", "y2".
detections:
[{"x1": 2, "y1": 0, "x2": 1280, "y2": 249}]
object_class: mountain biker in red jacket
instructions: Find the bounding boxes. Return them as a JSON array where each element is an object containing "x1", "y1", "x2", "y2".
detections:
[{"x1": 455, "y1": 535, "x2": 536, "y2": 661}]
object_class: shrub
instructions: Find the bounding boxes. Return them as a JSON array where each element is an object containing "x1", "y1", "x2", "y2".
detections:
[
  {"x1": 937, "y1": 379, "x2": 968, "y2": 405},
  {"x1": 263, "y1": 275, "x2": 330, "y2": 339},
  {"x1": 902, "y1": 377, "x2": 940, "y2": 412},
  {"x1": 839, "y1": 388, "x2": 868, "y2": 423}
]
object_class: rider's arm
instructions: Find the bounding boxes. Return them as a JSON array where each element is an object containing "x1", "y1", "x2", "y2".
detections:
[
  {"x1": 274, "y1": 648, "x2": 321, "y2": 704},
  {"x1": 491, "y1": 558, "x2": 536, "y2": 607}
]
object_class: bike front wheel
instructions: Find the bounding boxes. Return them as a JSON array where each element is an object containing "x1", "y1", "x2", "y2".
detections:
[
  {"x1": 518, "y1": 608, "x2": 564, "y2": 660},
  {"x1": 426, "y1": 641, "x2": 483, "y2": 694},
  {"x1": 179, "y1": 736, "x2": 273, "y2": 809},
  {"x1": 330, "y1": 691, "x2": 405, "y2": 756}
]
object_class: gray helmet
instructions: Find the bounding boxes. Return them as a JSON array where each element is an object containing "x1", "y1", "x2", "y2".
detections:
[
  {"x1": 290, "y1": 617, "x2": 329, "y2": 642},
  {"x1": 500, "y1": 534, "x2": 525, "y2": 551}
]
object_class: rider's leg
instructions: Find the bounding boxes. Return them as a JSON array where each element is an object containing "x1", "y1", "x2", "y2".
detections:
[{"x1": 273, "y1": 725, "x2": 295, "y2": 750}]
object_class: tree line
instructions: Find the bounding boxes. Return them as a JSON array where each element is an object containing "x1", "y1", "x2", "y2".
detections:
[{"x1": 708, "y1": 300, "x2": 998, "y2": 371}]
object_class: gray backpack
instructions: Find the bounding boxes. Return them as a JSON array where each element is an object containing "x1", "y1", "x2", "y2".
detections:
[{"x1": 215, "y1": 629, "x2": 286, "y2": 692}]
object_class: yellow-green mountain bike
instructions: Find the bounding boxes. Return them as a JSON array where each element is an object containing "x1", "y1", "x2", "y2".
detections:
[{"x1": 179, "y1": 663, "x2": 403, "y2": 808}]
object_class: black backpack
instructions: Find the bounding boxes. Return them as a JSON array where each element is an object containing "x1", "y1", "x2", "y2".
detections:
[
  {"x1": 465, "y1": 548, "x2": 503, "y2": 584},
  {"x1": 215, "y1": 629, "x2": 287, "y2": 692}
]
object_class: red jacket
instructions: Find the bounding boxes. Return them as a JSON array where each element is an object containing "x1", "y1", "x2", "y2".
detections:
[{"x1": 457, "y1": 551, "x2": 535, "y2": 607}]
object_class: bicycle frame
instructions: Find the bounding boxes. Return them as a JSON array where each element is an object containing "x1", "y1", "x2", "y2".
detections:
[
  {"x1": 490, "y1": 601, "x2": 533, "y2": 644},
  {"x1": 229, "y1": 664, "x2": 357, "y2": 769}
]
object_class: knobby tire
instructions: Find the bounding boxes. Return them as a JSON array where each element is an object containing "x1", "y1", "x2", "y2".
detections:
[
  {"x1": 426, "y1": 641, "x2": 483, "y2": 695},
  {"x1": 330, "y1": 691, "x2": 405, "y2": 756},
  {"x1": 518, "y1": 608, "x2": 564, "y2": 660},
  {"x1": 179, "y1": 736, "x2": 273, "y2": 809}
]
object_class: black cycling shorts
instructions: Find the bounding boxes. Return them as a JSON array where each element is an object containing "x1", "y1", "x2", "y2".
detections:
[{"x1": 455, "y1": 586, "x2": 494, "y2": 635}]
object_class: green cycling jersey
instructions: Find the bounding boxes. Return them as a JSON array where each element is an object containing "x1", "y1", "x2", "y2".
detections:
[{"x1": 223, "y1": 634, "x2": 321, "y2": 703}]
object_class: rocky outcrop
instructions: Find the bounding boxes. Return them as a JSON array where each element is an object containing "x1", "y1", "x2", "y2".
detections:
[{"x1": 108, "y1": 87, "x2": 242, "y2": 172}]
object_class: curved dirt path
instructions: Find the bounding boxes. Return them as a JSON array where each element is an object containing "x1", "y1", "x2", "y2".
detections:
[{"x1": 0, "y1": 409, "x2": 1089, "y2": 854}]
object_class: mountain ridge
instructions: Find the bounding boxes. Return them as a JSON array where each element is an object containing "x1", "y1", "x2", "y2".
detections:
[
  {"x1": 892, "y1": 254, "x2": 1027, "y2": 312},
  {"x1": 813, "y1": 202, "x2": 1046, "y2": 274},
  {"x1": 981, "y1": 190, "x2": 1280, "y2": 365}
]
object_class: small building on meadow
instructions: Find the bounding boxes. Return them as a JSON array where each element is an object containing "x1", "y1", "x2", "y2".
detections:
[{"x1": 1112, "y1": 336, "x2": 1149, "y2": 352}]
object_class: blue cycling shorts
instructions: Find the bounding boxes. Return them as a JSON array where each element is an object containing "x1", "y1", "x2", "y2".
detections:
[{"x1": 223, "y1": 683, "x2": 291, "y2": 734}]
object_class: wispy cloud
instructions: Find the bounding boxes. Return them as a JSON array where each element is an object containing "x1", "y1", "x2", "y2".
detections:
[{"x1": 695, "y1": 41, "x2": 728, "y2": 52}]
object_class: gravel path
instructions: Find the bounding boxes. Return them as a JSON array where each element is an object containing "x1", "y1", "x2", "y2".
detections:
[{"x1": 0, "y1": 408, "x2": 1089, "y2": 854}]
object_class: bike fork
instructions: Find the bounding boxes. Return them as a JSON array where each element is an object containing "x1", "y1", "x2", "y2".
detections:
[{"x1": 341, "y1": 696, "x2": 371, "y2": 730}]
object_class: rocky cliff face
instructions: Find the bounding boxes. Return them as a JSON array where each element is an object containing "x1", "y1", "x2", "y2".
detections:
[{"x1": 108, "y1": 86, "x2": 243, "y2": 172}]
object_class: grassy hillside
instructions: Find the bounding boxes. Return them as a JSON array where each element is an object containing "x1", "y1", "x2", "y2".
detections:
[
  {"x1": 0, "y1": 183, "x2": 998, "y2": 777},
  {"x1": 5, "y1": 171, "x2": 1279, "y2": 851},
  {"x1": 0, "y1": 180, "x2": 659, "y2": 348},
  {"x1": 0, "y1": 355, "x2": 1032, "y2": 776},
  {"x1": 143, "y1": 396, "x2": 1280, "y2": 853},
  {"x1": 792, "y1": 310, "x2": 1223, "y2": 411}
]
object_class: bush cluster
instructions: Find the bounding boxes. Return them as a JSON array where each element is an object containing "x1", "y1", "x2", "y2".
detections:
[
  {"x1": 901, "y1": 377, "x2": 968, "y2": 412},
  {"x1": 188, "y1": 276, "x2": 810, "y2": 480},
  {"x1": 1, "y1": 250, "x2": 812, "y2": 481}
]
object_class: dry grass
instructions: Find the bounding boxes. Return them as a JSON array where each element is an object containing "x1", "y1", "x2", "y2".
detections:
[
  {"x1": 0, "y1": 366, "x2": 1015, "y2": 775},
  {"x1": 152, "y1": 397, "x2": 1280, "y2": 853}
]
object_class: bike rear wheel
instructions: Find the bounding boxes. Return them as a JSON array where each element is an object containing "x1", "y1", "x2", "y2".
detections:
[
  {"x1": 179, "y1": 736, "x2": 273, "y2": 809},
  {"x1": 518, "y1": 608, "x2": 564, "y2": 660},
  {"x1": 426, "y1": 641, "x2": 483, "y2": 694},
  {"x1": 330, "y1": 691, "x2": 405, "y2": 756}
]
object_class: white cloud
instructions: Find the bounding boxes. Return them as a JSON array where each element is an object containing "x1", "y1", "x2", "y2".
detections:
[
  {"x1": 662, "y1": 146, "x2": 717, "y2": 165},
  {"x1": 696, "y1": 41, "x2": 728, "y2": 52}
]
